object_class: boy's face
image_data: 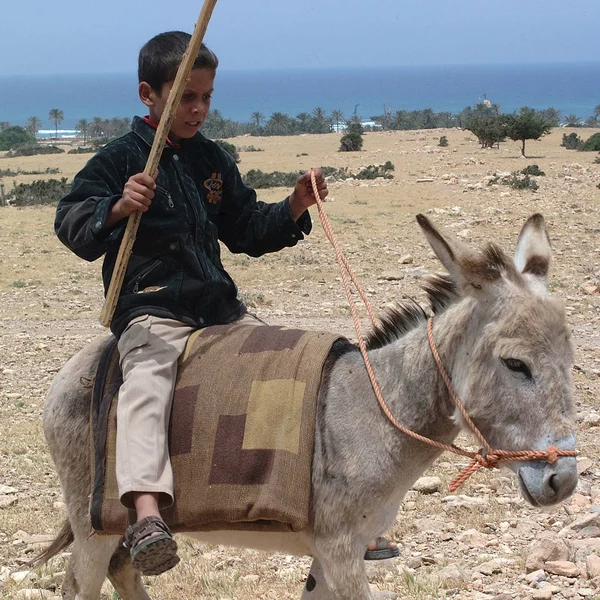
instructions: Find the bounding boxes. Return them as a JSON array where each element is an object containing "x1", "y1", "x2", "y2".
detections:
[{"x1": 140, "y1": 67, "x2": 215, "y2": 141}]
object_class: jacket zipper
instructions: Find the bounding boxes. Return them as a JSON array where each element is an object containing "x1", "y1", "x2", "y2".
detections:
[
  {"x1": 132, "y1": 258, "x2": 161, "y2": 293},
  {"x1": 156, "y1": 185, "x2": 174, "y2": 208}
]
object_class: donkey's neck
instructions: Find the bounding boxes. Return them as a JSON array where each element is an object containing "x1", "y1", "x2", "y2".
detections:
[{"x1": 371, "y1": 300, "x2": 474, "y2": 433}]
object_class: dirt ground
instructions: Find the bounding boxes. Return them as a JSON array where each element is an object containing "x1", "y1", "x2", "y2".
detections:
[{"x1": 0, "y1": 127, "x2": 599, "y2": 599}]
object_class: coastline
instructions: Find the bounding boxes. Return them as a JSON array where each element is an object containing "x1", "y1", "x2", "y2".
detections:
[{"x1": 2, "y1": 62, "x2": 599, "y2": 129}]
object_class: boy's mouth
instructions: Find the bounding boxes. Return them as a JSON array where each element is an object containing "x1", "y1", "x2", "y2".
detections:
[{"x1": 187, "y1": 121, "x2": 201, "y2": 127}]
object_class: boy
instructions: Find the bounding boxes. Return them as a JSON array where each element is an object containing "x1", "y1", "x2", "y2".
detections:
[{"x1": 55, "y1": 31, "x2": 394, "y2": 576}]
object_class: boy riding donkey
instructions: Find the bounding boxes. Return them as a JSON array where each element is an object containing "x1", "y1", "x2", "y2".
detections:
[{"x1": 54, "y1": 31, "x2": 397, "y2": 575}]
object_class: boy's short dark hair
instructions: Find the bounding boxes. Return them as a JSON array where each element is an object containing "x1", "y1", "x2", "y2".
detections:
[{"x1": 138, "y1": 31, "x2": 219, "y2": 92}]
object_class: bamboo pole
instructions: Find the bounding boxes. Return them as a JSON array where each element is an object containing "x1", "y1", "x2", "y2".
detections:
[{"x1": 99, "y1": 0, "x2": 218, "y2": 328}]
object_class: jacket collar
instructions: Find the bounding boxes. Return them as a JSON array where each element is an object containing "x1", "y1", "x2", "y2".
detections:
[{"x1": 131, "y1": 116, "x2": 207, "y2": 150}]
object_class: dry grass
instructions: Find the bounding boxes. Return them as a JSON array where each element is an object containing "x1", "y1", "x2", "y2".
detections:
[{"x1": 1, "y1": 127, "x2": 599, "y2": 598}]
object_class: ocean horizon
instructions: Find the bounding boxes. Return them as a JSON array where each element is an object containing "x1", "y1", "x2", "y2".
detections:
[{"x1": 1, "y1": 62, "x2": 599, "y2": 131}]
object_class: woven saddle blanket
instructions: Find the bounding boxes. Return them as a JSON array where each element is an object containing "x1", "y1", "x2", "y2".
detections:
[{"x1": 91, "y1": 322, "x2": 342, "y2": 535}]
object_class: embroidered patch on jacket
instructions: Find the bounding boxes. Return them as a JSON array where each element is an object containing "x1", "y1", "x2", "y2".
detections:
[{"x1": 204, "y1": 173, "x2": 223, "y2": 204}]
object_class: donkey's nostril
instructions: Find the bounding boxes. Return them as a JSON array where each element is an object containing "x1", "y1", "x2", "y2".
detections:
[{"x1": 547, "y1": 473, "x2": 559, "y2": 495}]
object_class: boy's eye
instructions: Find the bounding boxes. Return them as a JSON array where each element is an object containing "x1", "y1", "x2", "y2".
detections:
[{"x1": 203, "y1": 94, "x2": 212, "y2": 101}]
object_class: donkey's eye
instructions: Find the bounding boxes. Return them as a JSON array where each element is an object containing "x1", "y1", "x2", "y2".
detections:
[{"x1": 502, "y1": 358, "x2": 532, "y2": 380}]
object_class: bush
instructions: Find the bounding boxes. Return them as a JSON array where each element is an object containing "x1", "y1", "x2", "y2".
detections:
[
  {"x1": 438, "y1": 135, "x2": 448, "y2": 147},
  {"x1": 0, "y1": 167, "x2": 59, "y2": 178},
  {"x1": 214, "y1": 139, "x2": 240, "y2": 163},
  {"x1": 504, "y1": 172, "x2": 538, "y2": 191},
  {"x1": 580, "y1": 132, "x2": 600, "y2": 152},
  {"x1": 339, "y1": 132, "x2": 363, "y2": 152},
  {"x1": 521, "y1": 164, "x2": 545, "y2": 176},
  {"x1": 0, "y1": 126, "x2": 36, "y2": 150},
  {"x1": 561, "y1": 132, "x2": 583, "y2": 150},
  {"x1": 4, "y1": 178, "x2": 70, "y2": 206},
  {"x1": 6, "y1": 145, "x2": 64, "y2": 157},
  {"x1": 242, "y1": 169, "x2": 301, "y2": 189},
  {"x1": 355, "y1": 161, "x2": 395, "y2": 180},
  {"x1": 68, "y1": 146, "x2": 96, "y2": 154}
]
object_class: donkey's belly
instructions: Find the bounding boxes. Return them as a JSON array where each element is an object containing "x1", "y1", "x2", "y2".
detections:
[{"x1": 186, "y1": 530, "x2": 312, "y2": 556}]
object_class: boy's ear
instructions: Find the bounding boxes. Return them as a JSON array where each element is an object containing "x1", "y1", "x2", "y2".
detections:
[{"x1": 138, "y1": 82, "x2": 155, "y2": 108}]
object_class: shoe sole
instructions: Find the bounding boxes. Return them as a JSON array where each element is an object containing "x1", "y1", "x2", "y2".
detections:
[{"x1": 131, "y1": 535, "x2": 180, "y2": 575}]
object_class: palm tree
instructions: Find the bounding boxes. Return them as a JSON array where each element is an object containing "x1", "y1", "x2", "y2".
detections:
[
  {"x1": 76, "y1": 119, "x2": 90, "y2": 142},
  {"x1": 250, "y1": 111, "x2": 264, "y2": 129},
  {"x1": 564, "y1": 114, "x2": 581, "y2": 127},
  {"x1": 295, "y1": 112, "x2": 311, "y2": 133},
  {"x1": 90, "y1": 117, "x2": 104, "y2": 138},
  {"x1": 26, "y1": 116, "x2": 42, "y2": 137},
  {"x1": 330, "y1": 109, "x2": 345, "y2": 133},
  {"x1": 48, "y1": 108, "x2": 64, "y2": 139},
  {"x1": 311, "y1": 107, "x2": 330, "y2": 134},
  {"x1": 266, "y1": 112, "x2": 292, "y2": 135}
]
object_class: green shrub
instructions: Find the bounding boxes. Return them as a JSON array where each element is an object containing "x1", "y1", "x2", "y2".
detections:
[
  {"x1": 339, "y1": 132, "x2": 363, "y2": 152},
  {"x1": 0, "y1": 167, "x2": 59, "y2": 177},
  {"x1": 438, "y1": 135, "x2": 449, "y2": 147},
  {"x1": 561, "y1": 132, "x2": 583, "y2": 150},
  {"x1": 355, "y1": 161, "x2": 395, "y2": 180},
  {"x1": 580, "y1": 132, "x2": 600, "y2": 152},
  {"x1": 68, "y1": 146, "x2": 96, "y2": 154},
  {"x1": 4, "y1": 178, "x2": 70, "y2": 206},
  {"x1": 0, "y1": 126, "x2": 36, "y2": 150},
  {"x1": 214, "y1": 139, "x2": 240, "y2": 163},
  {"x1": 504, "y1": 172, "x2": 538, "y2": 191},
  {"x1": 6, "y1": 145, "x2": 64, "y2": 157},
  {"x1": 242, "y1": 169, "x2": 301, "y2": 189},
  {"x1": 521, "y1": 164, "x2": 545, "y2": 176}
]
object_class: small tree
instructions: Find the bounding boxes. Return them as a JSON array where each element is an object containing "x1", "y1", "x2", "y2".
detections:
[
  {"x1": 505, "y1": 108, "x2": 552, "y2": 157},
  {"x1": 465, "y1": 115, "x2": 507, "y2": 149}
]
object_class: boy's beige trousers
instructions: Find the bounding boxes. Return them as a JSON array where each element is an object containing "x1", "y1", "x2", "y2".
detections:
[{"x1": 116, "y1": 313, "x2": 261, "y2": 509}]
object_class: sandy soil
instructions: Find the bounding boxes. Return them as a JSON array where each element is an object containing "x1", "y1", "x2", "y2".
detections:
[{"x1": 0, "y1": 127, "x2": 599, "y2": 599}]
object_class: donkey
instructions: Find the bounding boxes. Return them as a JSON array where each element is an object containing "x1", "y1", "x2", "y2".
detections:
[{"x1": 35, "y1": 213, "x2": 577, "y2": 599}]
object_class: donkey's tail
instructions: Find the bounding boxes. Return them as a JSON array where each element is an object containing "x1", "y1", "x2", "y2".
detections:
[{"x1": 27, "y1": 520, "x2": 74, "y2": 568}]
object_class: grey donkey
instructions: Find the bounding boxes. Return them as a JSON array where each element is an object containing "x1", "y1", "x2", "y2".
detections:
[{"x1": 33, "y1": 213, "x2": 578, "y2": 599}]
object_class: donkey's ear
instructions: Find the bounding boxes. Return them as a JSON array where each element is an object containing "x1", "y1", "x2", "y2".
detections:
[
  {"x1": 416, "y1": 214, "x2": 505, "y2": 293},
  {"x1": 514, "y1": 214, "x2": 551, "y2": 294}
]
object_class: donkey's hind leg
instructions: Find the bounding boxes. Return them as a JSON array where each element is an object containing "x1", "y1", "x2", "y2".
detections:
[
  {"x1": 107, "y1": 542, "x2": 152, "y2": 600},
  {"x1": 61, "y1": 533, "x2": 120, "y2": 600}
]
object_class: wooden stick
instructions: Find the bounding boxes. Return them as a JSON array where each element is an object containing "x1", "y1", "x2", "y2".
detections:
[{"x1": 99, "y1": 0, "x2": 218, "y2": 328}]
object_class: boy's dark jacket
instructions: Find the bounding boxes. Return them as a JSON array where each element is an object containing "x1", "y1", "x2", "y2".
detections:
[{"x1": 55, "y1": 116, "x2": 311, "y2": 337}]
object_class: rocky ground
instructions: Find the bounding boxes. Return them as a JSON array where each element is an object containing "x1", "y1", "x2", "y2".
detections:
[{"x1": 0, "y1": 127, "x2": 599, "y2": 599}]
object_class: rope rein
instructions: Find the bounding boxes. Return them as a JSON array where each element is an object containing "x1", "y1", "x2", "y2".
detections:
[{"x1": 309, "y1": 171, "x2": 577, "y2": 492}]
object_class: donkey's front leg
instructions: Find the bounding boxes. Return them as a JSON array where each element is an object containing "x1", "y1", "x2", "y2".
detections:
[
  {"x1": 309, "y1": 543, "x2": 373, "y2": 600},
  {"x1": 301, "y1": 558, "x2": 333, "y2": 599}
]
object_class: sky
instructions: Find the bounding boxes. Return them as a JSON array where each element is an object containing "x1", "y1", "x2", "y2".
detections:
[{"x1": 0, "y1": 0, "x2": 597, "y2": 76}]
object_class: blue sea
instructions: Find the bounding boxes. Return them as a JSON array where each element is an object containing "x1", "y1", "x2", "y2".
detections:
[{"x1": 1, "y1": 63, "x2": 599, "y2": 132}]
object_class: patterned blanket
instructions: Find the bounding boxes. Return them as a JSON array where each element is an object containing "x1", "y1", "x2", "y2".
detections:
[{"x1": 91, "y1": 322, "x2": 342, "y2": 535}]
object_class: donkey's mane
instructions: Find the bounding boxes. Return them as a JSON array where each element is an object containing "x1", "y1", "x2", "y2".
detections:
[{"x1": 365, "y1": 273, "x2": 459, "y2": 350}]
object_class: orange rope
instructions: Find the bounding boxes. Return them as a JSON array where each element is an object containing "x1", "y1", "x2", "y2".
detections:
[{"x1": 309, "y1": 170, "x2": 577, "y2": 492}]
